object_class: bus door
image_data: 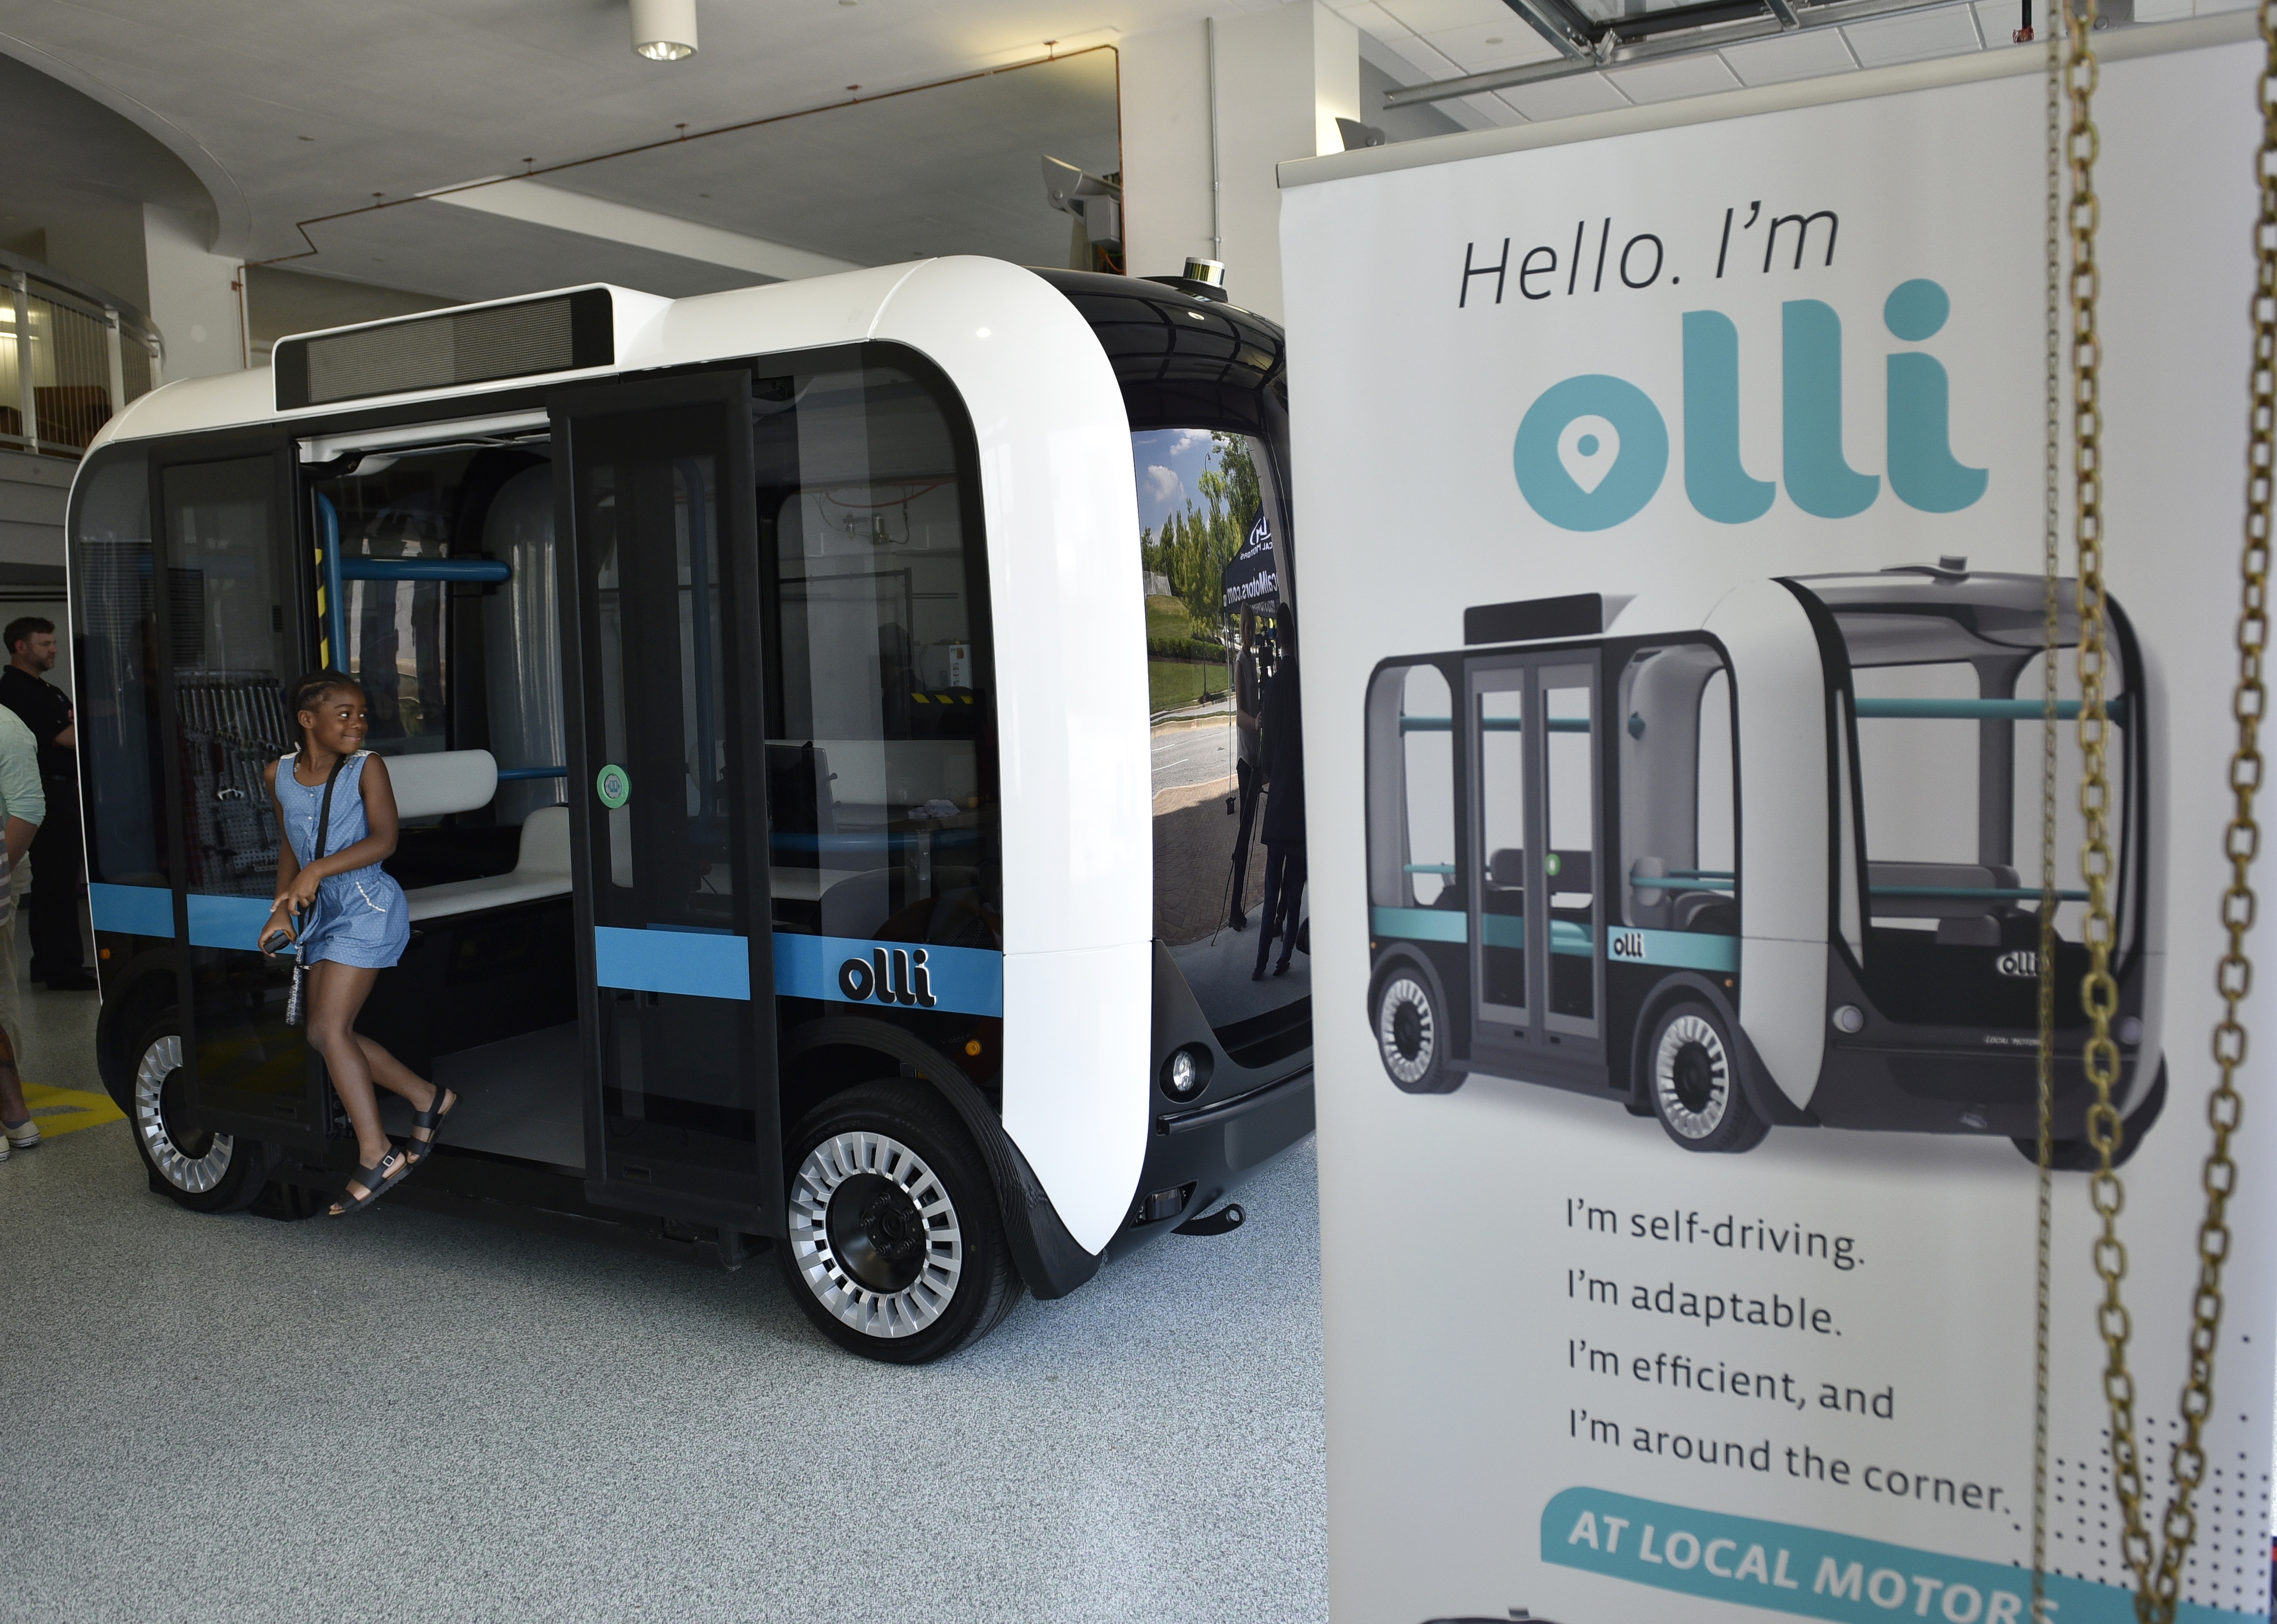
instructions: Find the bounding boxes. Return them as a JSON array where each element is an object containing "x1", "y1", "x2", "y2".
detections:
[
  {"x1": 1467, "y1": 652, "x2": 1604, "y2": 1067},
  {"x1": 551, "y1": 372, "x2": 783, "y2": 1231},
  {"x1": 148, "y1": 445, "x2": 333, "y2": 1146}
]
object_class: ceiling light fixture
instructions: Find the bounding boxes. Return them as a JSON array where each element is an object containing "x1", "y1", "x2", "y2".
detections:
[{"x1": 630, "y1": 0, "x2": 698, "y2": 61}]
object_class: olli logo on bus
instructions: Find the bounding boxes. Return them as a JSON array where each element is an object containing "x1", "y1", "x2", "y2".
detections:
[
  {"x1": 1513, "y1": 279, "x2": 1986, "y2": 532},
  {"x1": 838, "y1": 946, "x2": 939, "y2": 1009}
]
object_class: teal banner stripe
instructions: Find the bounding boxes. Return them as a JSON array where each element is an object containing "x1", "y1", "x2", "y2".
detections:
[
  {"x1": 1373, "y1": 905, "x2": 1467, "y2": 944},
  {"x1": 1542, "y1": 1487, "x2": 2253, "y2": 1624},
  {"x1": 1609, "y1": 925, "x2": 1740, "y2": 973},
  {"x1": 1373, "y1": 907, "x2": 1740, "y2": 972}
]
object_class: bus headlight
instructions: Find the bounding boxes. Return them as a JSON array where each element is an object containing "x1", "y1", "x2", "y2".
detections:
[
  {"x1": 1831, "y1": 1004, "x2": 1865, "y2": 1035},
  {"x1": 1162, "y1": 1047, "x2": 1211, "y2": 1100}
]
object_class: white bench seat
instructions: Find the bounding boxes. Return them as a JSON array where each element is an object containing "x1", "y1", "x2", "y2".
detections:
[{"x1": 406, "y1": 804, "x2": 572, "y2": 923}]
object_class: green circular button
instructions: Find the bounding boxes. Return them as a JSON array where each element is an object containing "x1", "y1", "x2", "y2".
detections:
[
  {"x1": 596, "y1": 763, "x2": 630, "y2": 809},
  {"x1": 1546, "y1": 851, "x2": 1563, "y2": 878}
]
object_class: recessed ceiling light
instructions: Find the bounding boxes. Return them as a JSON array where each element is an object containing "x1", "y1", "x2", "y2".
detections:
[
  {"x1": 1486, "y1": 34, "x2": 1503, "y2": 44},
  {"x1": 630, "y1": 0, "x2": 697, "y2": 61},
  {"x1": 298, "y1": 135, "x2": 315, "y2": 142}
]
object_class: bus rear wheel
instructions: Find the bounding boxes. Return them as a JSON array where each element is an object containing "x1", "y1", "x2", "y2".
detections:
[
  {"x1": 779, "y1": 1079, "x2": 1023, "y2": 1363},
  {"x1": 1642, "y1": 1002, "x2": 1768, "y2": 1154},
  {"x1": 1373, "y1": 965, "x2": 1462, "y2": 1094},
  {"x1": 128, "y1": 1010, "x2": 268, "y2": 1213}
]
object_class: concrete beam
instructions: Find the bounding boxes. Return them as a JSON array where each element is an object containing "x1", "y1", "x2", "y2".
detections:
[{"x1": 425, "y1": 178, "x2": 863, "y2": 284}]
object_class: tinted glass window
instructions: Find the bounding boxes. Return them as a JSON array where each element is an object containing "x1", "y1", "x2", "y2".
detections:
[
  {"x1": 68, "y1": 452, "x2": 165, "y2": 890},
  {"x1": 163, "y1": 458, "x2": 293, "y2": 899},
  {"x1": 755, "y1": 359, "x2": 999, "y2": 953}
]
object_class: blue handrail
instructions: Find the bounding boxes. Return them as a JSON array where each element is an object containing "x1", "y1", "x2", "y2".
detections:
[
  {"x1": 1872, "y1": 884, "x2": 2090, "y2": 902},
  {"x1": 338, "y1": 558, "x2": 511, "y2": 584},
  {"x1": 1400, "y1": 715, "x2": 1590, "y2": 733},
  {"x1": 315, "y1": 493, "x2": 349, "y2": 671},
  {"x1": 1853, "y1": 696, "x2": 2129, "y2": 723},
  {"x1": 497, "y1": 765, "x2": 568, "y2": 781}
]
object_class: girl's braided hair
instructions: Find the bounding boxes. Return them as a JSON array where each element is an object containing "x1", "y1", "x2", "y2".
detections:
[{"x1": 286, "y1": 669, "x2": 362, "y2": 754}]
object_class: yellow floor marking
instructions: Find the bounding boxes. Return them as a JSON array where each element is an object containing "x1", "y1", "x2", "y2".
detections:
[{"x1": 19, "y1": 1081, "x2": 124, "y2": 1138}]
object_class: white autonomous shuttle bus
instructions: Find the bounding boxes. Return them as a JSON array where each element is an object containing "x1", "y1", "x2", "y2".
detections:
[
  {"x1": 68, "y1": 259, "x2": 1315, "y2": 1361},
  {"x1": 1364, "y1": 570, "x2": 2166, "y2": 1162}
]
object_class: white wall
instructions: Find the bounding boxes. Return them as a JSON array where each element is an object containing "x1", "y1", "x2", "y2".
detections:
[
  {"x1": 142, "y1": 204, "x2": 245, "y2": 379},
  {"x1": 1121, "y1": 3, "x2": 1359, "y2": 324}
]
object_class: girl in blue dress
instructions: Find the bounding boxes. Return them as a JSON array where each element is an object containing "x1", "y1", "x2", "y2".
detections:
[{"x1": 260, "y1": 671, "x2": 457, "y2": 1216}]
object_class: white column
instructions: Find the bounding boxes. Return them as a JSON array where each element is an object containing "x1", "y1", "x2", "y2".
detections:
[
  {"x1": 142, "y1": 205, "x2": 245, "y2": 379},
  {"x1": 1120, "y1": 3, "x2": 1359, "y2": 325}
]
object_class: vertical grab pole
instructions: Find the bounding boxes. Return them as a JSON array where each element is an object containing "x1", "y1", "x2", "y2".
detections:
[{"x1": 315, "y1": 492, "x2": 349, "y2": 674}]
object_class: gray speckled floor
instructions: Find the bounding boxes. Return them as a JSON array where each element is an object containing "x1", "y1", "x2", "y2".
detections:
[{"x1": 0, "y1": 1059, "x2": 1325, "y2": 1622}]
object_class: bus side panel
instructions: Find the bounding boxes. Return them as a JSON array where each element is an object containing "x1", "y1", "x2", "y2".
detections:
[
  {"x1": 873, "y1": 260, "x2": 1153, "y2": 1256},
  {"x1": 1704, "y1": 581, "x2": 1829, "y2": 1109}
]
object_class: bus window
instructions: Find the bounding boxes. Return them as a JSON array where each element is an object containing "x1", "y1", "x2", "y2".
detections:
[
  {"x1": 1400, "y1": 663, "x2": 1455, "y2": 908},
  {"x1": 322, "y1": 462, "x2": 454, "y2": 754},
  {"x1": 1802, "y1": 567, "x2": 2136, "y2": 1025},
  {"x1": 755, "y1": 358, "x2": 999, "y2": 955},
  {"x1": 1129, "y1": 425, "x2": 1304, "y2": 1035},
  {"x1": 1474, "y1": 671, "x2": 1527, "y2": 1020},
  {"x1": 1617, "y1": 644, "x2": 1738, "y2": 936},
  {"x1": 163, "y1": 458, "x2": 295, "y2": 899},
  {"x1": 69, "y1": 453, "x2": 166, "y2": 893},
  {"x1": 1541, "y1": 664, "x2": 1596, "y2": 1024}
]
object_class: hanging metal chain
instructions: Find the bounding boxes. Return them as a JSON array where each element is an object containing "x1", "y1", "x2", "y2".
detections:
[
  {"x1": 2138, "y1": 0, "x2": 2277, "y2": 1614},
  {"x1": 2031, "y1": 0, "x2": 2064, "y2": 1612},
  {"x1": 2067, "y1": 1, "x2": 2271, "y2": 1615}
]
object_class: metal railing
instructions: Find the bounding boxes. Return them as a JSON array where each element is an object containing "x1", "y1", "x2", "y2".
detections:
[{"x1": 0, "y1": 248, "x2": 163, "y2": 460}]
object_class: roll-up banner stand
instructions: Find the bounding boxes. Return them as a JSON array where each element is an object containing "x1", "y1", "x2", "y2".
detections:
[{"x1": 1282, "y1": 16, "x2": 2275, "y2": 1623}]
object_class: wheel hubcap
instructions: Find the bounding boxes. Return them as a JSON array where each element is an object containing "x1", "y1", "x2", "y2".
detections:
[
  {"x1": 789, "y1": 1129, "x2": 963, "y2": 1338},
  {"x1": 1378, "y1": 977, "x2": 1436, "y2": 1084},
  {"x1": 1654, "y1": 1015, "x2": 1730, "y2": 1139},
  {"x1": 134, "y1": 1034, "x2": 234, "y2": 1192}
]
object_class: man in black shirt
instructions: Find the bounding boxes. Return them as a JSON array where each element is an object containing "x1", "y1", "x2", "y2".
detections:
[{"x1": 0, "y1": 618, "x2": 90, "y2": 991}]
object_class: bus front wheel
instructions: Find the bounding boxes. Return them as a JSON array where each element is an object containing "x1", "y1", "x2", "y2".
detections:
[
  {"x1": 128, "y1": 1010, "x2": 269, "y2": 1213},
  {"x1": 1642, "y1": 1002, "x2": 1768, "y2": 1155},
  {"x1": 779, "y1": 1079, "x2": 1024, "y2": 1363},
  {"x1": 1373, "y1": 965, "x2": 1462, "y2": 1095}
]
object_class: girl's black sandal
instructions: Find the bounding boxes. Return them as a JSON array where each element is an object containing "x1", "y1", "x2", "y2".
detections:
[
  {"x1": 328, "y1": 1147, "x2": 414, "y2": 1217},
  {"x1": 404, "y1": 1088, "x2": 458, "y2": 1166}
]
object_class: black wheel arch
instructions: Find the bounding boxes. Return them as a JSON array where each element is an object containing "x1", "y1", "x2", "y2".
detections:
[
  {"x1": 96, "y1": 952, "x2": 182, "y2": 1113},
  {"x1": 781, "y1": 1016, "x2": 1101, "y2": 1301}
]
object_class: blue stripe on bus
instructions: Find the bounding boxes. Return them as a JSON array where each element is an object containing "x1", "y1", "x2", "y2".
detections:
[
  {"x1": 91, "y1": 882, "x2": 173, "y2": 938},
  {"x1": 771, "y1": 933, "x2": 1003, "y2": 1017},
  {"x1": 595, "y1": 924, "x2": 750, "y2": 1001},
  {"x1": 189, "y1": 893, "x2": 290, "y2": 952}
]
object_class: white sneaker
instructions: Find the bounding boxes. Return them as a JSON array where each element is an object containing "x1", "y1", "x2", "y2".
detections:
[
  {"x1": 3, "y1": 1118, "x2": 36, "y2": 1149},
  {"x1": 0, "y1": 1134, "x2": 10, "y2": 1161}
]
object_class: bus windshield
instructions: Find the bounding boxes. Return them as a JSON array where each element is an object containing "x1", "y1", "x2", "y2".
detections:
[{"x1": 1797, "y1": 568, "x2": 2138, "y2": 1001}]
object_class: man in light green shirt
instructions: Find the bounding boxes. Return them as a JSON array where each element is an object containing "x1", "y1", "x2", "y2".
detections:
[{"x1": 0, "y1": 703, "x2": 45, "y2": 1159}]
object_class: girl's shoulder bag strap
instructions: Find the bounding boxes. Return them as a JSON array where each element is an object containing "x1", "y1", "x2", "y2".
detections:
[{"x1": 312, "y1": 752, "x2": 350, "y2": 865}]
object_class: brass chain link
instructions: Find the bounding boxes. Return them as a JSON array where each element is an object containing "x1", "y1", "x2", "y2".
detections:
[
  {"x1": 2065, "y1": 0, "x2": 2270, "y2": 1614},
  {"x1": 2030, "y1": 1, "x2": 2064, "y2": 1612}
]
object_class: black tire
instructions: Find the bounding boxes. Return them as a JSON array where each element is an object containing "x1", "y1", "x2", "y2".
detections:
[
  {"x1": 1642, "y1": 1001, "x2": 1769, "y2": 1154},
  {"x1": 778, "y1": 1079, "x2": 1023, "y2": 1363},
  {"x1": 2012, "y1": 1057, "x2": 2166, "y2": 1171},
  {"x1": 125, "y1": 1009, "x2": 269, "y2": 1213},
  {"x1": 1373, "y1": 962, "x2": 1464, "y2": 1094}
]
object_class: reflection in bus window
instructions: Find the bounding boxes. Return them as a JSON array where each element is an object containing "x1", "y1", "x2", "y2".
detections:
[
  {"x1": 1130, "y1": 425, "x2": 1305, "y2": 1041},
  {"x1": 1617, "y1": 644, "x2": 1739, "y2": 938},
  {"x1": 319, "y1": 458, "x2": 457, "y2": 754},
  {"x1": 756, "y1": 361, "x2": 1000, "y2": 956}
]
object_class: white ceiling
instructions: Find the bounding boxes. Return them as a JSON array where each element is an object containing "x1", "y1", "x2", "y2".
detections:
[{"x1": 0, "y1": 0, "x2": 2134, "y2": 309}]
